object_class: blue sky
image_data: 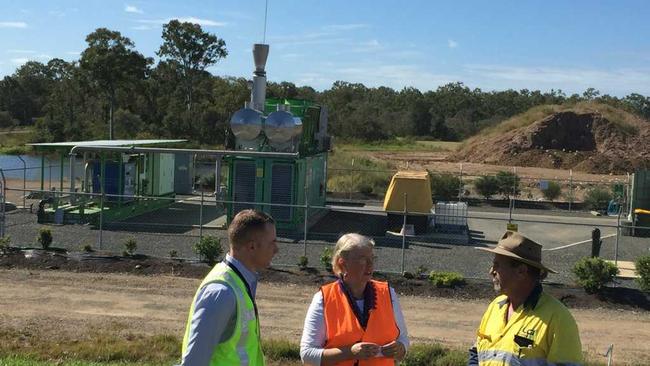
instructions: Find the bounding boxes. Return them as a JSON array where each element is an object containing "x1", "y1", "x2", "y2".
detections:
[{"x1": 1, "y1": 0, "x2": 650, "y2": 96}]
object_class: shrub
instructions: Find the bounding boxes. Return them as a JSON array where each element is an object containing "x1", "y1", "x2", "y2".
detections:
[
  {"x1": 584, "y1": 187, "x2": 612, "y2": 211},
  {"x1": 428, "y1": 271, "x2": 465, "y2": 288},
  {"x1": 635, "y1": 255, "x2": 650, "y2": 293},
  {"x1": 194, "y1": 235, "x2": 223, "y2": 266},
  {"x1": 474, "y1": 175, "x2": 499, "y2": 200},
  {"x1": 428, "y1": 172, "x2": 462, "y2": 201},
  {"x1": 82, "y1": 244, "x2": 93, "y2": 253},
  {"x1": 542, "y1": 181, "x2": 562, "y2": 201},
  {"x1": 320, "y1": 247, "x2": 333, "y2": 272},
  {"x1": 403, "y1": 271, "x2": 415, "y2": 279},
  {"x1": 415, "y1": 265, "x2": 429, "y2": 278},
  {"x1": 169, "y1": 250, "x2": 178, "y2": 259},
  {"x1": 495, "y1": 171, "x2": 521, "y2": 198},
  {"x1": 0, "y1": 236, "x2": 10, "y2": 254},
  {"x1": 572, "y1": 257, "x2": 618, "y2": 294},
  {"x1": 123, "y1": 238, "x2": 137, "y2": 256},
  {"x1": 37, "y1": 228, "x2": 53, "y2": 250},
  {"x1": 401, "y1": 343, "x2": 445, "y2": 366},
  {"x1": 298, "y1": 255, "x2": 308, "y2": 269}
]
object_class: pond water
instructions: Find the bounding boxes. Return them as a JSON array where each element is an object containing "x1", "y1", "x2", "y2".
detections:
[{"x1": 0, "y1": 154, "x2": 84, "y2": 181}]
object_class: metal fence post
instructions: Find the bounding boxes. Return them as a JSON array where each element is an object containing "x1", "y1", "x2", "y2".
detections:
[
  {"x1": 98, "y1": 192, "x2": 104, "y2": 250},
  {"x1": 17, "y1": 156, "x2": 26, "y2": 209},
  {"x1": 303, "y1": 186, "x2": 309, "y2": 257},
  {"x1": 458, "y1": 163, "x2": 463, "y2": 202},
  {"x1": 568, "y1": 169, "x2": 573, "y2": 212},
  {"x1": 615, "y1": 206, "x2": 621, "y2": 267},
  {"x1": 401, "y1": 193, "x2": 407, "y2": 274},
  {"x1": 199, "y1": 190, "x2": 204, "y2": 241},
  {"x1": 0, "y1": 169, "x2": 6, "y2": 238}
]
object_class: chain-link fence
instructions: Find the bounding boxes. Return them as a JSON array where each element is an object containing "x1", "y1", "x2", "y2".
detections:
[
  {"x1": 1, "y1": 159, "x2": 648, "y2": 285},
  {"x1": 3, "y1": 174, "x2": 650, "y2": 282}
]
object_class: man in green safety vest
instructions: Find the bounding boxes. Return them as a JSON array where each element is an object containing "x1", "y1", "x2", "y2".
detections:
[
  {"x1": 181, "y1": 209, "x2": 278, "y2": 366},
  {"x1": 468, "y1": 231, "x2": 583, "y2": 366}
]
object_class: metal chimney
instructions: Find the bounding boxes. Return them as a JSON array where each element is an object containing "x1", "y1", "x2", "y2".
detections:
[{"x1": 251, "y1": 44, "x2": 269, "y2": 111}]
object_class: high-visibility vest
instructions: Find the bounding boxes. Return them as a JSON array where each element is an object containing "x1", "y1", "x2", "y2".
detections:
[
  {"x1": 322, "y1": 280, "x2": 399, "y2": 366},
  {"x1": 475, "y1": 292, "x2": 582, "y2": 366},
  {"x1": 182, "y1": 262, "x2": 265, "y2": 366}
]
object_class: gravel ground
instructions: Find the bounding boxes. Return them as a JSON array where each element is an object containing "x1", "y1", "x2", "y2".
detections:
[{"x1": 3, "y1": 203, "x2": 649, "y2": 286}]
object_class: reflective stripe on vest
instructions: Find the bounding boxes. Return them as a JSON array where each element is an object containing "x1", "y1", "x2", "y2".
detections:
[
  {"x1": 322, "y1": 280, "x2": 399, "y2": 366},
  {"x1": 181, "y1": 262, "x2": 264, "y2": 366},
  {"x1": 478, "y1": 351, "x2": 581, "y2": 366}
]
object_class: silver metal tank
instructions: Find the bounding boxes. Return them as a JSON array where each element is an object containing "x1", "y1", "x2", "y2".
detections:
[
  {"x1": 265, "y1": 110, "x2": 302, "y2": 145},
  {"x1": 230, "y1": 107, "x2": 263, "y2": 141}
]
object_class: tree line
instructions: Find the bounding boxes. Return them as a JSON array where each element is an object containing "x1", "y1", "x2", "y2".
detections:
[{"x1": 1, "y1": 21, "x2": 649, "y2": 146}]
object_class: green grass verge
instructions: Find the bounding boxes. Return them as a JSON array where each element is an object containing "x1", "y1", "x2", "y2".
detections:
[{"x1": 337, "y1": 137, "x2": 460, "y2": 152}]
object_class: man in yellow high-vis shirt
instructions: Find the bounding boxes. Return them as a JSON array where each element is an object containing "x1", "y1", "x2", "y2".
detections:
[
  {"x1": 181, "y1": 209, "x2": 278, "y2": 366},
  {"x1": 468, "y1": 231, "x2": 583, "y2": 366}
]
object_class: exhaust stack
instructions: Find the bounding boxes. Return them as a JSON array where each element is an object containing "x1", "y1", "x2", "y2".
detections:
[{"x1": 251, "y1": 44, "x2": 269, "y2": 111}]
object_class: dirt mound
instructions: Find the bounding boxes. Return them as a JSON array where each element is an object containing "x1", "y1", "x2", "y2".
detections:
[{"x1": 454, "y1": 111, "x2": 650, "y2": 174}]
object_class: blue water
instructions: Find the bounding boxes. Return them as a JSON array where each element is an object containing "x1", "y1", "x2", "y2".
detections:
[{"x1": 0, "y1": 154, "x2": 84, "y2": 181}]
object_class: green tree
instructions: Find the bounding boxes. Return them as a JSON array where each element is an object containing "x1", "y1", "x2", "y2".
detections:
[
  {"x1": 80, "y1": 28, "x2": 150, "y2": 139},
  {"x1": 157, "y1": 20, "x2": 227, "y2": 114}
]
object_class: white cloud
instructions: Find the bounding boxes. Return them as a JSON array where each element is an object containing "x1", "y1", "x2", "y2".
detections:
[
  {"x1": 463, "y1": 64, "x2": 650, "y2": 96},
  {"x1": 125, "y1": 5, "x2": 144, "y2": 14},
  {"x1": 66, "y1": 51, "x2": 80, "y2": 56},
  {"x1": 11, "y1": 58, "x2": 30, "y2": 65},
  {"x1": 0, "y1": 22, "x2": 27, "y2": 28},
  {"x1": 132, "y1": 25, "x2": 155, "y2": 31},
  {"x1": 350, "y1": 39, "x2": 383, "y2": 53},
  {"x1": 137, "y1": 17, "x2": 226, "y2": 27},
  {"x1": 8, "y1": 50, "x2": 36, "y2": 54},
  {"x1": 322, "y1": 24, "x2": 369, "y2": 32},
  {"x1": 448, "y1": 39, "x2": 458, "y2": 48}
]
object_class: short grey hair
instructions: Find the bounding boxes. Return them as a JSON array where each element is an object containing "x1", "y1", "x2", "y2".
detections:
[{"x1": 331, "y1": 233, "x2": 375, "y2": 275}]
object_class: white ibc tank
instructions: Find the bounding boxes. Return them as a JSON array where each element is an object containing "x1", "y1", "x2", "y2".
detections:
[{"x1": 434, "y1": 202, "x2": 468, "y2": 227}]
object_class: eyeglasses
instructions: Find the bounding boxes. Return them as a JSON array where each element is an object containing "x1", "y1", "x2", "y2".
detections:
[{"x1": 348, "y1": 255, "x2": 378, "y2": 265}]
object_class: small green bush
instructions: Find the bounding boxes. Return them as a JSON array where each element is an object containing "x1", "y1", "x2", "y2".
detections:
[
  {"x1": 320, "y1": 247, "x2": 333, "y2": 272},
  {"x1": 298, "y1": 255, "x2": 308, "y2": 269},
  {"x1": 635, "y1": 255, "x2": 650, "y2": 293},
  {"x1": 403, "y1": 271, "x2": 415, "y2": 279},
  {"x1": 123, "y1": 238, "x2": 137, "y2": 256},
  {"x1": 474, "y1": 175, "x2": 499, "y2": 200},
  {"x1": 37, "y1": 228, "x2": 53, "y2": 250},
  {"x1": 572, "y1": 257, "x2": 618, "y2": 294},
  {"x1": 584, "y1": 187, "x2": 612, "y2": 211},
  {"x1": 542, "y1": 181, "x2": 562, "y2": 201},
  {"x1": 82, "y1": 244, "x2": 93, "y2": 253},
  {"x1": 428, "y1": 271, "x2": 465, "y2": 288},
  {"x1": 194, "y1": 235, "x2": 223, "y2": 266},
  {"x1": 495, "y1": 171, "x2": 521, "y2": 198},
  {"x1": 169, "y1": 250, "x2": 178, "y2": 259},
  {"x1": 0, "y1": 236, "x2": 11, "y2": 254},
  {"x1": 428, "y1": 172, "x2": 462, "y2": 201}
]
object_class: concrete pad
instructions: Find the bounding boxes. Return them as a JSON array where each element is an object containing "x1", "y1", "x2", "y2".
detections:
[{"x1": 607, "y1": 260, "x2": 639, "y2": 279}]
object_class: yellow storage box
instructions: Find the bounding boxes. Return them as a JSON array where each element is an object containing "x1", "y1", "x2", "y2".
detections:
[{"x1": 383, "y1": 171, "x2": 433, "y2": 214}]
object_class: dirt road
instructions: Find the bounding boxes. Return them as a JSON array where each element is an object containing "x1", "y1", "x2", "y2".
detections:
[{"x1": 0, "y1": 269, "x2": 648, "y2": 364}]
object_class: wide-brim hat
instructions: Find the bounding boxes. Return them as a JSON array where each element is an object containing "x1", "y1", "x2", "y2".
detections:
[{"x1": 476, "y1": 231, "x2": 557, "y2": 274}]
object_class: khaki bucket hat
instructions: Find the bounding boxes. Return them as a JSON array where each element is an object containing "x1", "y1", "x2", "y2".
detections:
[{"x1": 476, "y1": 231, "x2": 557, "y2": 274}]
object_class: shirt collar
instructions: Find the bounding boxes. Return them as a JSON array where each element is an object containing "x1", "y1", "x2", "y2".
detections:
[
  {"x1": 498, "y1": 282, "x2": 543, "y2": 310},
  {"x1": 225, "y1": 254, "x2": 259, "y2": 296}
]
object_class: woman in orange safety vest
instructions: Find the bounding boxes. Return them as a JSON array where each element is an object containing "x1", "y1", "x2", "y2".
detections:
[{"x1": 299, "y1": 233, "x2": 409, "y2": 366}]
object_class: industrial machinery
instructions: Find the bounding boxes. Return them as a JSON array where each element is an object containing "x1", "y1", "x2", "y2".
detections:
[{"x1": 223, "y1": 44, "x2": 330, "y2": 231}]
